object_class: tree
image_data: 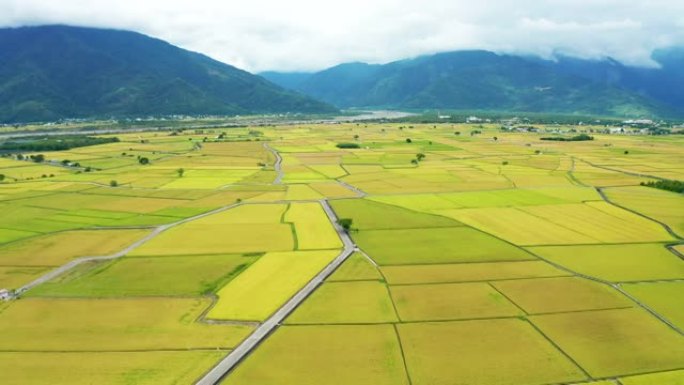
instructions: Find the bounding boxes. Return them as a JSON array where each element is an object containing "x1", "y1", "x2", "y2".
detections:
[
  {"x1": 337, "y1": 218, "x2": 353, "y2": 232},
  {"x1": 624, "y1": 150, "x2": 629, "y2": 155},
  {"x1": 110, "y1": 180, "x2": 118, "y2": 187},
  {"x1": 30, "y1": 154, "x2": 45, "y2": 163},
  {"x1": 416, "y1": 153, "x2": 426, "y2": 162},
  {"x1": 406, "y1": 138, "x2": 412, "y2": 143},
  {"x1": 0, "y1": 174, "x2": 5, "y2": 182},
  {"x1": 411, "y1": 159, "x2": 419, "y2": 165},
  {"x1": 353, "y1": 134, "x2": 360, "y2": 140},
  {"x1": 138, "y1": 157, "x2": 150, "y2": 165},
  {"x1": 493, "y1": 136, "x2": 498, "y2": 141},
  {"x1": 502, "y1": 161, "x2": 509, "y2": 165},
  {"x1": 177, "y1": 168, "x2": 185, "y2": 177}
]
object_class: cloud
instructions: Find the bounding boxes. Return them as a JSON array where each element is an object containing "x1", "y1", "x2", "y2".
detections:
[{"x1": 1, "y1": 0, "x2": 682, "y2": 71}]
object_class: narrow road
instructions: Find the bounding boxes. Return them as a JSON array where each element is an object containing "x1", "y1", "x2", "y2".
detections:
[
  {"x1": 194, "y1": 200, "x2": 355, "y2": 385},
  {"x1": 263, "y1": 143, "x2": 283, "y2": 184}
]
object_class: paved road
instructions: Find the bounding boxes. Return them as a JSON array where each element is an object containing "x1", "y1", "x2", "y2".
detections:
[
  {"x1": 262, "y1": 143, "x2": 284, "y2": 184},
  {"x1": 195, "y1": 200, "x2": 355, "y2": 385}
]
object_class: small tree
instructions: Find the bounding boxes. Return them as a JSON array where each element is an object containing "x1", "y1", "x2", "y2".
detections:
[
  {"x1": 110, "y1": 180, "x2": 118, "y2": 187},
  {"x1": 0, "y1": 174, "x2": 4, "y2": 182},
  {"x1": 411, "y1": 159, "x2": 419, "y2": 165},
  {"x1": 353, "y1": 134, "x2": 360, "y2": 140},
  {"x1": 406, "y1": 138, "x2": 412, "y2": 143},
  {"x1": 177, "y1": 168, "x2": 185, "y2": 177},
  {"x1": 138, "y1": 157, "x2": 150, "y2": 165},
  {"x1": 416, "y1": 153, "x2": 426, "y2": 162},
  {"x1": 502, "y1": 161, "x2": 509, "y2": 165},
  {"x1": 337, "y1": 218, "x2": 353, "y2": 232},
  {"x1": 624, "y1": 150, "x2": 629, "y2": 155}
]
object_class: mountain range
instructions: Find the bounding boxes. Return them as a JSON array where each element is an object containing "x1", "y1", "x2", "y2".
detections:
[
  {"x1": 0, "y1": 25, "x2": 336, "y2": 123},
  {"x1": 1, "y1": 25, "x2": 682, "y2": 123},
  {"x1": 262, "y1": 50, "x2": 684, "y2": 118}
]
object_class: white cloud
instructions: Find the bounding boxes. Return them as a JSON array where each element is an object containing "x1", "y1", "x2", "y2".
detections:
[{"x1": 0, "y1": 0, "x2": 682, "y2": 71}]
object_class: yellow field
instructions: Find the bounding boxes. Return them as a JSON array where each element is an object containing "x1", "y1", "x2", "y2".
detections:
[
  {"x1": 0, "y1": 266, "x2": 48, "y2": 289},
  {"x1": 529, "y1": 244, "x2": 684, "y2": 282},
  {"x1": 397, "y1": 319, "x2": 586, "y2": 385},
  {"x1": 381, "y1": 260, "x2": 568, "y2": 285},
  {"x1": 285, "y1": 202, "x2": 342, "y2": 250},
  {"x1": 208, "y1": 250, "x2": 339, "y2": 321},
  {"x1": 492, "y1": 277, "x2": 632, "y2": 314},
  {"x1": 604, "y1": 186, "x2": 684, "y2": 236},
  {"x1": 0, "y1": 297, "x2": 253, "y2": 350},
  {"x1": 623, "y1": 282, "x2": 684, "y2": 330},
  {"x1": 390, "y1": 282, "x2": 523, "y2": 321},
  {"x1": 620, "y1": 370, "x2": 684, "y2": 385},
  {"x1": 328, "y1": 252, "x2": 382, "y2": 281},
  {"x1": 0, "y1": 229, "x2": 152, "y2": 266},
  {"x1": 286, "y1": 281, "x2": 397, "y2": 324},
  {"x1": 531, "y1": 308, "x2": 684, "y2": 377},
  {"x1": 222, "y1": 325, "x2": 409, "y2": 385},
  {"x1": 0, "y1": 351, "x2": 225, "y2": 385}
]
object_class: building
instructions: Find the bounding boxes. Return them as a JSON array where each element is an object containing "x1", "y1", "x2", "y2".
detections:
[{"x1": 0, "y1": 289, "x2": 11, "y2": 300}]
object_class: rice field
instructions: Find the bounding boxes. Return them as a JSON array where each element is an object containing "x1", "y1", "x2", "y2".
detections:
[{"x1": 1, "y1": 123, "x2": 682, "y2": 385}]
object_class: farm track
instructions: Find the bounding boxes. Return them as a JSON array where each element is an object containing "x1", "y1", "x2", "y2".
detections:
[{"x1": 262, "y1": 143, "x2": 283, "y2": 184}]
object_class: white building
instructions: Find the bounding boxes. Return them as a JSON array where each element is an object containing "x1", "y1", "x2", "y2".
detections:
[{"x1": 0, "y1": 289, "x2": 11, "y2": 300}]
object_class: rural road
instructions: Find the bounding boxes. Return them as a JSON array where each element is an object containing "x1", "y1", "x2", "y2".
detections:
[
  {"x1": 263, "y1": 142, "x2": 283, "y2": 184},
  {"x1": 194, "y1": 199, "x2": 356, "y2": 385}
]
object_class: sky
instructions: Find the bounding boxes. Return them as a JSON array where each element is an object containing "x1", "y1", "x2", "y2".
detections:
[{"x1": 2, "y1": 0, "x2": 683, "y2": 72}]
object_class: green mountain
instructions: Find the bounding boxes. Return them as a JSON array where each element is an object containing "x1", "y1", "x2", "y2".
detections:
[
  {"x1": 262, "y1": 51, "x2": 680, "y2": 118},
  {"x1": 0, "y1": 25, "x2": 336, "y2": 123}
]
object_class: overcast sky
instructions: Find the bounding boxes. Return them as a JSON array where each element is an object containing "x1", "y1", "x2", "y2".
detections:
[{"x1": 2, "y1": 0, "x2": 683, "y2": 72}]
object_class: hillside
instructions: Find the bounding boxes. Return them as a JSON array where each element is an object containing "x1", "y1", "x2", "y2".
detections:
[
  {"x1": 262, "y1": 50, "x2": 681, "y2": 118},
  {"x1": 0, "y1": 25, "x2": 336, "y2": 123}
]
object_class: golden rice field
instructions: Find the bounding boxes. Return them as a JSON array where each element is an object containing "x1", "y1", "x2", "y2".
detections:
[{"x1": 0, "y1": 122, "x2": 682, "y2": 384}]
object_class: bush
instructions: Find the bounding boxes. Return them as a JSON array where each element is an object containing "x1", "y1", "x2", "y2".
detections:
[
  {"x1": 640, "y1": 179, "x2": 684, "y2": 194},
  {"x1": 110, "y1": 180, "x2": 118, "y2": 187},
  {"x1": 337, "y1": 218, "x2": 353, "y2": 232},
  {"x1": 540, "y1": 134, "x2": 594, "y2": 142},
  {"x1": 138, "y1": 157, "x2": 150, "y2": 165},
  {"x1": 336, "y1": 143, "x2": 360, "y2": 149}
]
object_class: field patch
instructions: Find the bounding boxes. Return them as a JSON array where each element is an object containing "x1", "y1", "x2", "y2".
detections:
[
  {"x1": 397, "y1": 319, "x2": 586, "y2": 385},
  {"x1": 353, "y1": 227, "x2": 534, "y2": 265},
  {"x1": 0, "y1": 351, "x2": 225, "y2": 385},
  {"x1": 390, "y1": 282, "x2": 523, "y2": 321},
  {"x1": 0, "y1": 297, "x2": 253, "y2": 351},
  {"x1": 0, "y1": 266, "x2": 48, "y2": 290},
  {"x1": 623, "y1": 281, "x2": 684, "y2": 330},
  {"x1": 29, "y1": 254, "x2": 256, "y2": 297},
  {"x1": 285, "y1": 202, "x2": 342, "y2": 250},
  {"x1": 208, "y1": 250, "x2": 339, "y2": 321},
  {"x1": 0, "y1": 229, "x2": 151, "y2": 266},
  {"x1": 222, "y1": 324, "x2": 409, "y2": 385},
  {"x1": 620, "y1": 369, "x2": 684, "y2": 385},
  {"x1": 330, "y1": 198, "x2": 460, "y2": 230},
  {"x1": 604, "y1": 186, "x2": 684, "y2": 236},
  {"x1": 287, "y1": 281, "x2": 397, "y2": 324},
  {"x1": 329, "y1": 252, "x2": 382, "y2": 281},
  {"x1": 529, "y1": 244, "x2": 684, "y2": 282},
  {"x1": 531, "y1": 308, "x2": 684, "y2": 377},
  {"x1": 381, "y1": 260, "x2": 567, "y2": 285},
  {"x1": 492, "y1": 277, "x2": 632, "y2": 314}
]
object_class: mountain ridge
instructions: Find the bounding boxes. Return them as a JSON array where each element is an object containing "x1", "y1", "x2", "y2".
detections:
[
  {"x1": 261, "y1": 49, "x2": 683, "y2": 118},
  {"x1": 0, "y1": 25, "x2": 337, "y2": 123}
]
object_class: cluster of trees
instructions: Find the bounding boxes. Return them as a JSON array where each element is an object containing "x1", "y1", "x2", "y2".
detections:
[
  {"x1": 640, "y1": 179, "x2": 684, "y2": 194},
  {"x1": 0, "y1": 136, "x2": 119, "y2": 152},
  {"x1": 540, "y1": 134, "x2": 594, "y2": 142},
  {"x1": 411, "y1": 153, "x2": 426, "y2": 165},
  {"x1": 336, "y1": 143, "x2": 360, "y2": 149}
]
